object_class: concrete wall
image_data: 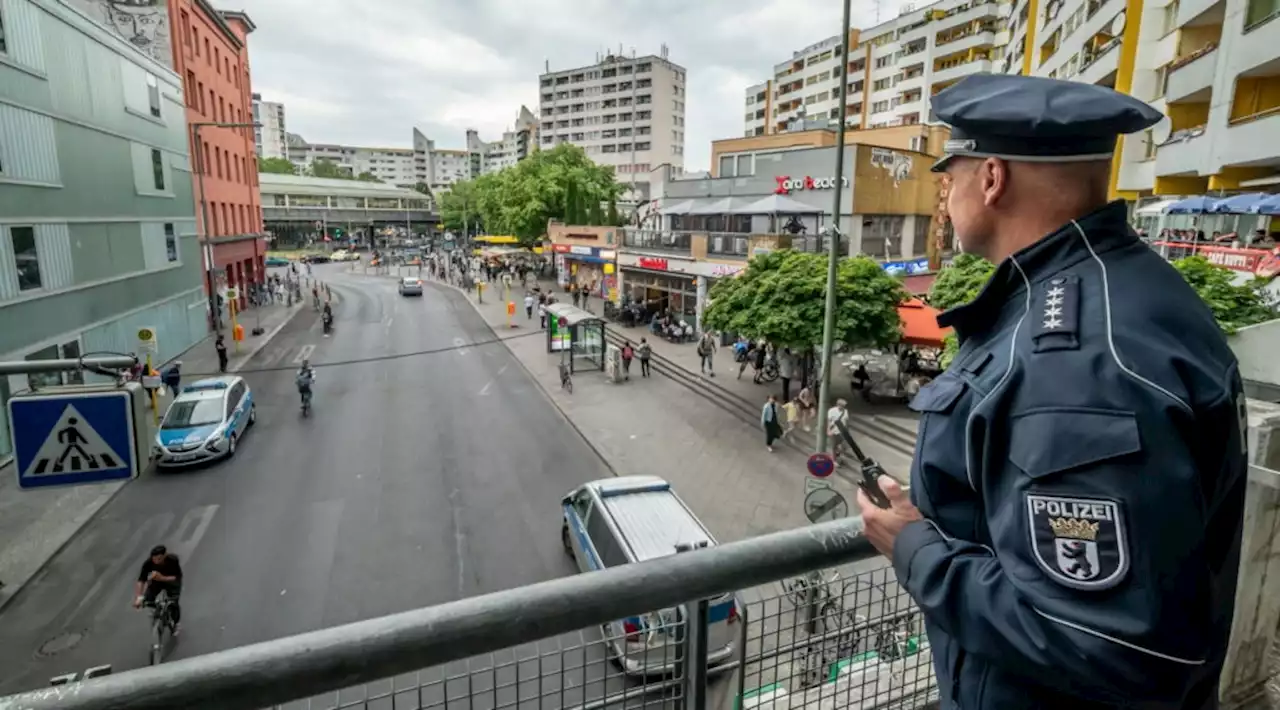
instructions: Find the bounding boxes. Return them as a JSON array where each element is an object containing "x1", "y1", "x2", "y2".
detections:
[{"x1": 851, "y1": 144, "x2": 941, "y2": 216}]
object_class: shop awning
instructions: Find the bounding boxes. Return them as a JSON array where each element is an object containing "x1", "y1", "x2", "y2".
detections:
[
  {"x1": 737, "y1": 193, "x2": 823, "y2": 214},
  {"x1": 1166, "y1": 196, "x2": 1220, "y2": 214},
  {"x1": 898, "y1": 298, "x2": 950, "y2": 348},
  {"x1": 686, "y1": 197, "x2": 737, "y2": 215},
  {"x1": 1209, "y1": 192, "x2": 1273, "y2": 214},
  {"x1": 1253, "y1": 195, "x2": 1280, "y2": 215},
  {"x1": 660, "y1": 199, "x2": 696, "y2": 215},
  {"x1": 1134, "y1": 198, "x2": 1178, "y2": 216}
]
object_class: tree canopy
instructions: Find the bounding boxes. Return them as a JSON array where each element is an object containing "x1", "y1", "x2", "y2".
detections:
[
  {"x1": 702, "y1": 250, "x2": 906, "y2": 350},
  {"x1": 355, "y1": 171, "x2": 382, "y2": 183},
  {"x1": 308, "y1": 159, "x2": 350, "y2": 179},
  {"x1": 927, "y1": 254, "x2": 996, "y2": 367},
  {"x1": 1171, "y1": 256, "x2": 1275, "y2": 333},
  {"x1": 258, "y1": 157, "x2": 297, "y2": 175},
  {"x1": 436, "y1": 143, "x2": 625, "y2": 242}
]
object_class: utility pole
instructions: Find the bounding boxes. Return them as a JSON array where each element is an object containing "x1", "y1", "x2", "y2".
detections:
[{"x1": 814, "y1": 0, "x2": 854, "y2": 455}]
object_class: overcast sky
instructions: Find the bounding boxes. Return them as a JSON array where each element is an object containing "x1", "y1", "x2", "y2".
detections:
[{"x1": 219, "y1": 0, "x2": 900, "y2": 172}]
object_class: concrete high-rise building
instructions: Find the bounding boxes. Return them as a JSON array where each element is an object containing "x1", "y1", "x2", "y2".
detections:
[
  {"x1": 251, "y1": 93, "x2": 287, "y2": 160},
  {"x1": 745, "y1": 1, "x2": 999, "y2": 139},
  {"x1": 538, "y1": 47, "x2": 687, "y2": 204},
  {"x1": 286, "y1": 142, "x2": 418, "y2": 186},
  {"x1": 465, "y1": 106, "x2": 540, "y2": 175}
]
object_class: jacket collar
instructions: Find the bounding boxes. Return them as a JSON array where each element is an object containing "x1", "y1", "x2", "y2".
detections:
[{"x1": 938, "y1": 200, "x2": 1137, "y2": 334}]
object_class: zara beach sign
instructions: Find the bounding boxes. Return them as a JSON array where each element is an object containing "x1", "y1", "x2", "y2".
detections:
[{"x1": 774, "y1": 175, "x2": 849, "y2": 195}]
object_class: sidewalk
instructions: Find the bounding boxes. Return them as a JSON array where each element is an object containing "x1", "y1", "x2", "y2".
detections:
[
  {"x1": 396, "y1": 266, "x2": 882, "y2": 543},
  {"x1": 0, "y1": 300, "x2": 306, "y2": 611}
]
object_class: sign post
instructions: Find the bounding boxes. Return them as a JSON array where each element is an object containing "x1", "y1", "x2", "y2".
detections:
[
  {"x1": 136, "y1": 327, "x2": 159, "y2": 424},
  {"x1": 8, "y1": 385, "x2": 146, "y2": 489}
]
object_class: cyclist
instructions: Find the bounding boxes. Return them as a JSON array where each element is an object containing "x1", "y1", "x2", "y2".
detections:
[
  {"x1": 296, "y1": 359, "x2": 316, "y2": 408},
  {"x1": 321, "y1": 302, "x2": 334, "y2": 335},
  {"x1": 134, "y1": 545, "x2": 183, "y2": 634}
]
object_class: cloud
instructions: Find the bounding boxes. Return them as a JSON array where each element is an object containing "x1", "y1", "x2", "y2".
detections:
[{"x1": 219, "y1": 0, "x2": 902, "y2": 168}]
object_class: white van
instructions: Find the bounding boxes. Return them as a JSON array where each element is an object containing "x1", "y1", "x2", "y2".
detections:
[{"x1": 560, "y1": 476, "x2": 740, "y2": 675}]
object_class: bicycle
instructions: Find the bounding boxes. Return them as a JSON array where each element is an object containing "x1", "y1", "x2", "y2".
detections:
[
  {"x1": 559, "y1": 360, "x2": 573, "y2": 394},
  {"x1": 300, "y1": 387, "x2": 312, "y2": 417},
  {"x1": 781, "y1": 569, "x2": 846, "y2": 635},
  {"x1": 143, "y1": 590, "x2": 178, "y2": 665}
]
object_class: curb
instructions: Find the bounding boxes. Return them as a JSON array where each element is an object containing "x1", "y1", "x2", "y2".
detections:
[{"x1": 0, "y1": 302, "x2": 310, "y2": 615}]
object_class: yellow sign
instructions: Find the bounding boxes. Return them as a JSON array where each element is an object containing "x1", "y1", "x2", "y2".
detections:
[
  {"x1": 136, "y1": 326, "x2": 158, "y2": 354},
  {"x1": 604, "y1": 263, "x2": 615, "y2": 275}
]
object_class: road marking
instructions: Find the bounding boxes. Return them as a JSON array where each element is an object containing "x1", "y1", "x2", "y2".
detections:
[
  {"x1": 477, "y1": 365, "x2": 509, "y2": 396},
  {"x1": 292, "y1": 344, "x2": 315, "y2": 365},
  {"x1": 453, "y1": 337, "x2": 469, "y2": 357},
  {"x1": 450, "y1": 488, "x2": 467, "y2": 597},
  {"x1": 385, "y1": 317, "x2": 394, "y2": 330}
]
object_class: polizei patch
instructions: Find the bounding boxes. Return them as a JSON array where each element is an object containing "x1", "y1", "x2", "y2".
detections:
[{"x1": 1026, "y1": 494, "x2": 1128, "y2": 590}]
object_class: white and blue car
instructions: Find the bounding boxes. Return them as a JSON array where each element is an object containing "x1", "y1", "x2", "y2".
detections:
[{"x1": 155, "y1": 376, "x2": 255, "y2": 468}]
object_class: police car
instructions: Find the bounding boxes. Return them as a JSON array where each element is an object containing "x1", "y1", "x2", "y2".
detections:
[{"x1": 155, "y1": 376, "x2": 255, "y2": 467}]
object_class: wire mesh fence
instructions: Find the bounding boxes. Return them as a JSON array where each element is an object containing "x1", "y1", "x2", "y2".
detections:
[
  {"x1": 269, "y1": 612, "x2": 691, "y2": 710},
  {"x1": 736, "y1": 564, "x2": 938, "y2": 710}
]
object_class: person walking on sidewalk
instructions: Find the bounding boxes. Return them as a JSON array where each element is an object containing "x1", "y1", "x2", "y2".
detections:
[
  {"x1": 524, "y1": 293, "x2": 534, "y2": 320},
  {"x1": 620, "y1": 340, "x2": 635, "y2": 380},
  {"x1": 163, "y1": 362, "x2": 183, "y2": 398},
  {"x1": 762, "y1": 395, "x2": 783, "y2": 452},
  {"x1": 778, "y1": 347, "x2": 795, "y2": 402},
  {"x1": 697, "y1": 331, "x2": 717, "y2": 376},
  {"x1": 782, "y1": 397, "x2": 800, "y2": 441},
  {"x1": 637, "y1": 338, "x2": 652, "y2": 377},
  {"x1": 571, "y1": 285, "x2": 581, "y2": 308},
  {"x1": 797, "y1": 385, "x2": 816, "y2": 432},
  {"x1": 538, "y1": 300, "x2": 548, "y2": 329},
  {"x1": 215, "y1": 335, "x2": 228, "y2": 374},
  {"x1": 827, "y1": 398, "x2": 849, "y2": 463},
  {"x1": 751, "y1": 341, "x2": 768, "y2": 384}
]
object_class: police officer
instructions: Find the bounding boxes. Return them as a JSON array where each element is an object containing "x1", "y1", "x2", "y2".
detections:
[{"x1": 856, "y1": 74, "x2": 1247, "y2": 709}]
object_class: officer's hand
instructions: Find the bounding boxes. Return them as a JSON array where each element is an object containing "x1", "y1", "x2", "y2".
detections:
[{"x1": 857, "y1": 475, "x2": 922, "y2": 559}]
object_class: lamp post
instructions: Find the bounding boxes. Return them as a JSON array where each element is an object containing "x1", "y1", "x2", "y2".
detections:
[
  {"x1": 813, "y1": 0, "x2": 854, "y2": 455},
  {"x1": 191, "y1": 121, "x2": 260, "y2": 335}
]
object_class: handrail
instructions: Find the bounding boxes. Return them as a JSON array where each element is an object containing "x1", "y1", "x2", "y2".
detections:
[{"x1": 0, "y1": 518, "x2": 876, "y2": 710}]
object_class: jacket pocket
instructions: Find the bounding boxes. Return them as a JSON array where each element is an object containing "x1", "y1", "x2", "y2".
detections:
[{"x1": 1008, "y1": 408, "x2": 1140, "y2": 480}]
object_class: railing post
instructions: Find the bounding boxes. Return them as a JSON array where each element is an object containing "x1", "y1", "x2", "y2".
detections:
[{"x1": 675, "y1": 541, "x2": 713, "y2": 710}]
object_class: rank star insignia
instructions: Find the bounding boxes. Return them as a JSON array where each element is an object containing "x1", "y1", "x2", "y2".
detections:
[
  {"x1": 1043, "y1": 305, "x2": 1063, "y2": 319},
  {"x1": 1042, "y1": 316, "x2": 1063, "y2": 330},
  {"x1": 1047, "y1": 286, "x2": 1065, "y2": 298}
]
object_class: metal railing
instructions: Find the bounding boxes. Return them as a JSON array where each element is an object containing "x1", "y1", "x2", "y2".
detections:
[
  {"x1": 706, "y1": 233, "x2": 750, "y2": 258},
  {"x1": 0, "y1": 519, "x2": 942, "y2": 710},
  {"x1": 622, "y1": 229, "x2": 692, "y2": 253}
]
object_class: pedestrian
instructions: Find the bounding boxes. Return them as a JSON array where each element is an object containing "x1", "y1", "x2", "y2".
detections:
[
  {"x1": 761, "y1": 395, "x2": 783, "y2": 452},
  {"x1": 855, "y1": 74, "x2": 1247, "y2": 708},
  {"x1": 162, "y1": 361, "x2": 182, "y2": 398},
  {"x1": 214, "y1": 334, "x2": 228, "y2": 373},
  {"x1": 538, "y1": 301, "x2": 547, "y2": 329},
  {"x1": 620, "y1": 340, "x2": 634, "y2": 380},
  {"x1": 637, "y1": 337, "x2": 652, "y2": 377},
  {"x1": 778, "y1": 347, "x2": 795, "y2": 402},
  {"x1": 782, "y1": 397, "x2": 799, "y2": 441},
  {"x1": 571, "y1": 285, "x2": 581, "y2": 308},
  {"x1": 696, "y1": 331, "x2": 716, "y2": 377},
  {"x1": 524, "y1": 293, "x2": 534, "y2": 320},
  {"x1": 797, "y1": 385, "x2": 816, "y2": 432},
  {"x1": 751, "y1": 341, "x2": 767, "y2": 384}
]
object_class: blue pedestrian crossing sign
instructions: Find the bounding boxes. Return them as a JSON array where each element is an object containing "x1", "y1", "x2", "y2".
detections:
[{"x1": 9, "y1": 391, "x2": 138, "y2": 489}]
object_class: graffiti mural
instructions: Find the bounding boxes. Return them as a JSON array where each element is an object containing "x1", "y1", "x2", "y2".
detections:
[
  {"x1": 870, "y1": 148, "x2": 914, "y2": 187},
  {"x1": 69, "y1": 0, "x2": 173, "y2": 68}
]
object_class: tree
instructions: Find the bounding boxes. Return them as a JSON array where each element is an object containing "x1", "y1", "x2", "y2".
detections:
[
  {"x1": 702, "y1": 250, "x2": 905, "y2": 352},
  {"x1": 1171, "y1": 256, "x2": 1275, "y2": 333},
  {"x1": 258, "y1": 157, "x2": 297, "y2": 175},
  {"x1": 355, "y1": 171, "x2": 382, "y2": 183},
  {"x1": 308, "y1": 159, "x2": 349, "y2": 179},
  {"x1": 927, "y1": 254, "x2": 996, "y2": 368},
  {"x1": 438, "y1": 180, "x2": 481, "y2": 233}
]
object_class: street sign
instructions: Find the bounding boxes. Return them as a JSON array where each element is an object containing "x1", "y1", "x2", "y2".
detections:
[
  {"x1": 9, "y1": 391, "x2": 139, "y2": 489},
  {"x1": 136, "y1": 326, "x2": 158, "y2": 356},
  {"x1": 805, "y1": 477, "x2": 833, "y2": 493},
  {"x1": 807, "y1": 452, "x2": 835, "y2": 478},
  {"x1": 804, "y1": 487, "x2": 848, "y2": 524}
]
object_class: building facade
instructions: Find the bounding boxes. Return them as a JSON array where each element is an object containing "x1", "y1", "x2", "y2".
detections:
[
  {"x1": 286, "y1": 141, "x2": 418, "y2": 186},
  {"x1": 745, "y1": 0, "x2": 1000, "y2": 137},
  {"x1": 169, "y1": 0, "x2": 263, "y2": 311},
  {"x1": 0, "y1": 0, "x2": 207, "y2": 461},
  {"x1": 251, "y1": 92, "x2": 286, "y2": 160},
  {"x1": 467, "y1": 106, "x2": 539, "y2": 175},
  {"x1": 538, "y1": 48, "x2": 688, "y2": 204},
  {"x1": 259, "y1": 174, "x2": 436, "y2": 244}
]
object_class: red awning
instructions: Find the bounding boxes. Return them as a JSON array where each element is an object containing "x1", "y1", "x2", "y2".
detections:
[
  {"x1": 898, "y1": 298, "x2": 951, "y2": 348},
  {"x1": 902, "y1": 273, "x2": 938, "y2": 294}
]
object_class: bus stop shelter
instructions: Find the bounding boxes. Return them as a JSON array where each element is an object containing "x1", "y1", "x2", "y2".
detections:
[{"x1": 545, "y1": 303, "x2": 605, "y2": 374}]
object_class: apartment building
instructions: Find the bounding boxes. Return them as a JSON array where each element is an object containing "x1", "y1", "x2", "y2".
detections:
[
  {"x1": 538, "y1": 47, "x2": 688, "y2": 204},
  {"x1": 467, "y1": 106, "x2": 539, "y2": 175},
  {"x1": 0, "y1": 0, "x2": 208, "y2": 461},
  {"x1": 170, "y1": 0, "x2": 264, "y2": 310},
  {"x1": 286, "y1": 141, "x2": 418, "y2": 186},
  {"x1": 252, "y1": 93, "x2": 287, "y2": 160},
  {"x1": 745, "y1": 0, "x2": 1002, "y2": 138},
  {"x1": 1007, "y1": 0, "x2": 1280, "y2": 197}
]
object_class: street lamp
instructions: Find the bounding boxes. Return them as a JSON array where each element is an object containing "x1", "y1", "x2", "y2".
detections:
[
  {"x1": 814, "y1": 0, "x2": 854, "y2": 455},
  {"x1": 190, "y1": 121, "x2": 260, "y2": 335}
]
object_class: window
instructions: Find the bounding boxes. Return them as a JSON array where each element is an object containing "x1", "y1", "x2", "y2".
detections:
[
  {"x1": 186, "y1": 71, "x2": 197, "y2": 107},
  {"x1": 180, "y1": 9, "x2": 191, "y2": 48},
  {"x1": 151, "y1": 148, "x2": 165, "y2": 190},
  {"x1": 234, "y1": 156, "x2": 240, "y2": 183},
  {"x1": 214, "y1": 47, "x2": 220, "y2": 72},
  {"x1": 875, "y1": 56, "x2": 892, "y2": 68},
  {"x1": 146, "y1": 73, "x2": 161, "y2": 118},
  {"x1": 636, "y1": 142, "x2": 650, "y2": 151},
  {"x1": 194, "y1": 28, "x2": 200, "y2": 55},
  {"x1": 197, "y1": 81, "x2": 205, "y2": 113},
  {"x1": 204, "y1": 37, "x2": 210, "y2": 60},
  {"x1": 214, "y1": 146, "x2": 223, "y2": 179},
  {"x1": 208, "y1": 89, "x2": 215, "y2": 117},
  {"x1": 203, "y1": 142, "x2": 211, "y2": 175},
  {"x1": 164, "y1": 223, "x2": 178, "y2": 261},
  {"x1": 10, "y1": 225, "x2": 39, "y2": 290}
]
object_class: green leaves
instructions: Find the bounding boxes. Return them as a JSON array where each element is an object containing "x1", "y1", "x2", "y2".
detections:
[
  {"x1": 436, "y1": 144, "x2": 624, "y2": 244},
  {"x1": 308, "y1": 159, "x2": 348, "y2": 179},
  {"x1": 702, "y1": 250, "x2": 906, "y2": 350},
  {"x1": 258, "y1": 157, "x2": 298, "y2": 175},
  {"x1": 927, "y1": 253, "x2": 996, "y2": 311},
  {"x1": 1170, "y1": 256, "x2": 1275, "y2": 334}
]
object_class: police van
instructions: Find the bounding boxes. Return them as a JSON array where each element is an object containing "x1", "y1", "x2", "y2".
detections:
[{"x1": 560, "y1": 476, "x2": 740, "y2": 675}]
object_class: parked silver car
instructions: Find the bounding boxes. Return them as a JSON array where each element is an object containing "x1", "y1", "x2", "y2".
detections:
[{"x1": 399, "y1": 277, "x2": 423, "y2": 296}]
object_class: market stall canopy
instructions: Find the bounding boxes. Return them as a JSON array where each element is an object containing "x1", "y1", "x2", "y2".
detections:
[
  {"x1": 1208, "y1": 193, "x2": 1273, "y2": 214},
  {"x1": 738, "y1": 194, "x2": 824, "y2": 214},
  {"x1": 1134, "y1": 198, "x2": 1179, "y2": 216},
  {"x1": 1249, "y1": 194, "x2": 1280, "y2": 216},
  {"x1": 1166, "y1": 196, "x2": 1220, "y2": 214},
  {"x1": 898, "y1": 298, "x2": 950, "y2": 348}
]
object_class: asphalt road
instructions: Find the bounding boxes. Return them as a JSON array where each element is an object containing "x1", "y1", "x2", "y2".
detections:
[{"x1": 0, "y1": 265, "x2": 617, "y2": 699}]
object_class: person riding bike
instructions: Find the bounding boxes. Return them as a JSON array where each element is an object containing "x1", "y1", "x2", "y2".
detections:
[
  {"x1": 134, "y1": 545, "x2": 183, "y2": 634},
  {"x1": 321, "y1": 303, "x2": 333, "y2": 335},
  {"x1": 296, "y1": 359, "x2": 316, "y2": 407}
]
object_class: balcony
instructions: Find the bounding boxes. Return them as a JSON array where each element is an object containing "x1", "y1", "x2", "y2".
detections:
[
  {"x1": 622, "y1": 228, "x2": 692, "y2": 254},
  {"x1": 706, "y1": 232, "x2": 750, "y2": 258},
  {"x1": 934, "y1": 30, "x2": 996, "y2": 55},
  {"x1": 898, "y1": 94, "x2": 925, "y2": 114},
  {"x1": 1164, "y1": 45, "x2": 1218, "y2": 103},
  {"x1": 1236, "y1": 5, "x2": 1280, "y2": 72},
  {"x1": 934, "y1": 1, "x2": 1000, "y2": 31},
  {"x1": 1078, "y1": 37, "x2": 1121, "y2": 86},
  {"x1": 931, "y1": 58, "x2": 993, "y2": 84},
  {"x1": 896, "y1": 72, "x2": 926, "y2": 94},
  {"x1": 1176, "y1": 0, "x2": 1224, "y2": 30},
  {"x1": 897, "y1": 19, "x2": 933, "y2": 44},
  {"x1": 1222, "y1": 110, "x2": 1280, "y2": 168},
  {"x1": 1154, "y1": 127, "x2": 1208, "y2": 176}
]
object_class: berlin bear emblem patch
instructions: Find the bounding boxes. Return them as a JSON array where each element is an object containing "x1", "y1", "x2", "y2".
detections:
[{"x1": 1026, "y1": 494, "x2": 1129, "y2": 590}]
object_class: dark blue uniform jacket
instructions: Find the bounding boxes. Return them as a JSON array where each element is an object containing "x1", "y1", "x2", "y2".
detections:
[{"x1": 895, "y1": 201, "x2": 1247, "y2": 709}]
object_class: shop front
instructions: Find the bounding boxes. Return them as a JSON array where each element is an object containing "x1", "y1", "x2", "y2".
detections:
[
  {"x1": 206, "y1": 236, "x2": 266, "y2": 313},
  {"x1": 553, "y1": 245, "x2": 617, "y2": 299},
  {"x1": 617, "y1": 253, "x2": 699, "y2": 321}
]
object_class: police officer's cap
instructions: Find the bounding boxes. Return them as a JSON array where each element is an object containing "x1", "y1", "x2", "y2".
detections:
[{"x1": 929, "y1": 74, "x2": 1162, "y2": 172}]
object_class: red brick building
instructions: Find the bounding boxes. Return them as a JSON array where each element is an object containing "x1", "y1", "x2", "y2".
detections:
[{"x1": 169, "y1": 0, "x2": 263, "y2": 312}]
